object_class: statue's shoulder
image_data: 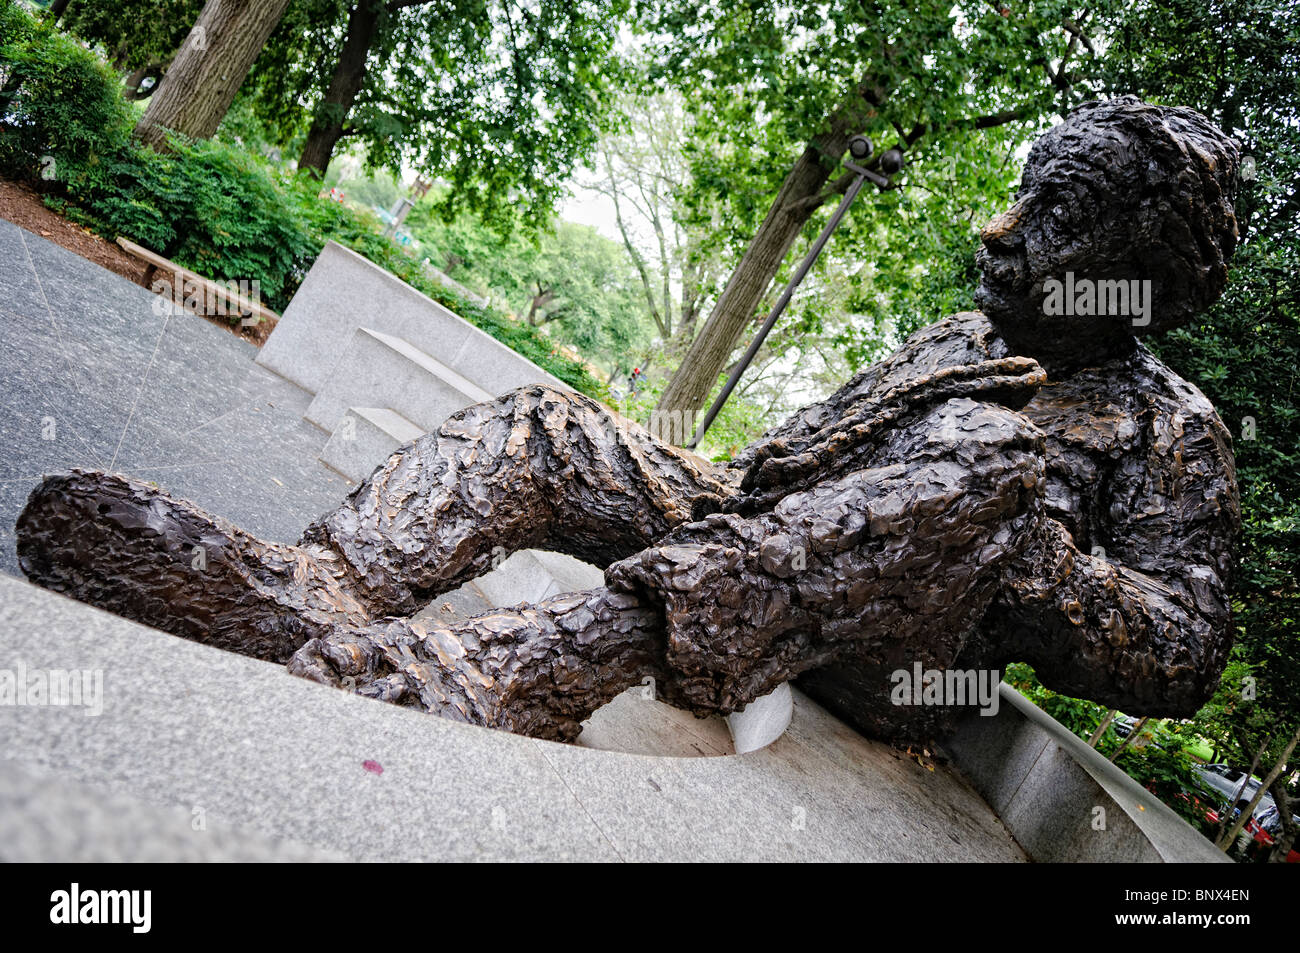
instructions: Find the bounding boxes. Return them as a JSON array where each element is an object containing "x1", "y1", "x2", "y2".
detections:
[{"x1": 870, "y1": 311, "x2": 1011, "y2": 394}]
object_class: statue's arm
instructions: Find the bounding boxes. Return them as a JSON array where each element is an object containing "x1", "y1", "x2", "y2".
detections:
[{"x1": 984, "y1": 519, "x2": 1234, "y2": 715}]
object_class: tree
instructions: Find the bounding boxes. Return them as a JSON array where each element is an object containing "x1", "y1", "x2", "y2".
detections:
[
  {"x1": 60, "y1": 0, "x2": 202, "y2": 96},
  {"x1": 243, "y1": 0, "x2": 629, "y2": 223},
  {"x1": 294, "y1": 0, "x2": 387, "y2": 176},
  {"x1": 135, "y1": 0, "x2": 294, "y2": 149},
  {"x1": 641, "y1": 0, "x2": 1111, "y2": 437},
  {"x1": 407, "y1": 204, "x2": 655, "y2": 378},
  {"x1": 582, "y1": 89, "x2": 723, "y2": 353},
  {"x1": 516, "y1": 223, "x2": 652, "y2": 377}
]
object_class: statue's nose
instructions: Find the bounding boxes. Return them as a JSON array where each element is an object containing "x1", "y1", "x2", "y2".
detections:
[{"x1": 981, "y1": 201, "x2": 1026, "y2": 249}]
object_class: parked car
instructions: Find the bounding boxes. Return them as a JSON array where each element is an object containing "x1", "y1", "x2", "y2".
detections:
[
  {"x1": 1242, "y1": 805, "x2": 1300, "y2": 863},
  {"x1": 1171, "y1": 788, "x2": 1222, "y2": 827},
  {"x1": 1192, "y1": 764, "x2": 1276, "y2": 817},
  {"x1": 1108, "y1": 714, "x2": 1165, "y2": 749},
  {"x1": 1256, "y1": 804, "x2": 1300, "y2": 837}
]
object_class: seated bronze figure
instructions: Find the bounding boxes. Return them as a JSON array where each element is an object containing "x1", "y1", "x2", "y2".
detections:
[{"x1": 16, "y1": 96, "x2": 1242, "y2": 744}]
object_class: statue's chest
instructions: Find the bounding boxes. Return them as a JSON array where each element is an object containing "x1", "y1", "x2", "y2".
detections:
[{"x1": 1019, "y1": 380, "x2": 1146, "y2": 541}]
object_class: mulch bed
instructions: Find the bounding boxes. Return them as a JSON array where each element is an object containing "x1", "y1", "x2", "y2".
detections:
[{"x1": 0, "y1": 177, "x2": 273, "y2": 345}]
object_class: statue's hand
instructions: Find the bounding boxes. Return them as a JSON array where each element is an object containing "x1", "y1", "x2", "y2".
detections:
[{"x1": 732, "y1": 356, "x2": 1045, "y2": 512}]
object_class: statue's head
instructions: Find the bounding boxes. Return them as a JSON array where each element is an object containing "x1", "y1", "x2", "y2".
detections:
[{"x1": 974, "y1": 96, "x2": 1240, "y2": 365}]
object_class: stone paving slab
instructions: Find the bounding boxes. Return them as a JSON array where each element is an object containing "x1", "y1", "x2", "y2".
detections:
[
  {"x1": 0, "y1": 758, "x2": 346, "y2": 862},
  {"x1": 0, "y1": 219, "x2": 353, "y2": 575}
]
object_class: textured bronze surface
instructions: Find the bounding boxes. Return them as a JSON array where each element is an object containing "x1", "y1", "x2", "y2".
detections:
[{"x1": 16, "y1": 97, "x2": 1242, "y2": 744}]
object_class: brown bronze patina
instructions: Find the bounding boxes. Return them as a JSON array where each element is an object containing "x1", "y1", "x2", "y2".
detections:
[{"x1": 17, "y1": 97, "x2": 1241, "y2": 743}]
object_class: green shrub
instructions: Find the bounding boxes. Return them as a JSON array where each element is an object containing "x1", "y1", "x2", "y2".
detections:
[
  {"x1": 166, "y1": 140, "x2": 315, "y2": 310},
  {"x1": 49, "y1": 136, "x2": 311, "y2": 311},
  {"x1": 0, "y1": 4, "x2": 133, "y2": 192},
  {"x1": 0, "y1": 0, "x2": 29, "y2": 48}
]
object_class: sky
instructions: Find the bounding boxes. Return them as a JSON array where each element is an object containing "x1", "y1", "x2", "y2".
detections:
[{"x1": 559, "y1": 171, "x2": 622, "y2": 242}]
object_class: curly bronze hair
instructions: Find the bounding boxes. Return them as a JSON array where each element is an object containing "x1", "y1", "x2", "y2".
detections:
[{"x1": 976, "y1": 96, "x2": 1240, "y2": 354}]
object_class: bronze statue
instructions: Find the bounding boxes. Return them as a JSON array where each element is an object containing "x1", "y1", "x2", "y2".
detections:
[{"x1": 16, "y1": 97, "x2": 1241, "y2": 744}]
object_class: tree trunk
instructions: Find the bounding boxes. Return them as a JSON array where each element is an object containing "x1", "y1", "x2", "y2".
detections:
[
  {"x1": 123, "y1": 64, "x2": 150, "y2": 99},
  {"x1": 296, "y1": 0, "x2": 387, "y2": 177},
  {"x1": 135, "y1": 0, "x2": 293, "y2": 149},
  {"x1": 527, "y1": 288, "x2": 555, "y2": 325},
  {"x1": 1267, "y1": 777, "x2": 1297, "y2": 863},
  {"x1": 47, "y1": 0, "x2": 72, "y2": 20},
  {"x1": 652, "y1": 81, "x2": 887, "y2": 437},
  {"x1": 123, "y1": 62, "x2": 166, "y2": 101},
  {"x1": 1088, "y1": 708, "x2": 1117, "y2": 747}
]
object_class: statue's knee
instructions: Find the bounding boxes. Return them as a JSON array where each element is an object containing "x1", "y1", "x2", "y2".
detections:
[
  {"x1": 500, "y1": 382, "x2": 581, "y2": 407},
  {"x1": 924, "y1": 398, "x2": 1043, "y2": 454},
  {"x1": 501, "y1": 382, "x2": 552, "y2": 401}
]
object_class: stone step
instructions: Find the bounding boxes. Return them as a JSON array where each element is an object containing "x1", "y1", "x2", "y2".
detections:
[
  {"x1": 475, "y1": 548, "x2": 605, "y2": 607},
  {"x1": 305, "y1": 327, "x2": 493, "y2": 434},
  {"x1": 0, "y1": 573, "x2": 1032, "y2": 860},
  {"x1": 257, "y1": 241, "x2": 565, "y2": 399},
  {"x1": 416, "y1": 549, "x2": 606, "y2": 627},
  {"x1": 319, "y1": 406, "x2": 425, "y2": 483}
]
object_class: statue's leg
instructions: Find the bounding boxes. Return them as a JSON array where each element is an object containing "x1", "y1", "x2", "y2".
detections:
[
  {"x1": 300, "y1": 383, "x2": 732, "y2": 617},
  {"x1": 288, "y1": 587, "x2": 667, "y2": 743},
  {"x1": 15, "y1": 470, "x2": 372, "y2": 662},
  {"x1": 15, "y1": 384, "x2": 728, "y2": 663},
  {"x1": 292, "y1": 396, "x2": 1050, "y2": 744}
]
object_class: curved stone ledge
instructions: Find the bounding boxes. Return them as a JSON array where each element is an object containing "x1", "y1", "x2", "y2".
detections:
[
  {"x1": 0, "y1": 575, "x2": 1025, "y2": 862},
  {"x1": 942, "y1": 682, "x2": 1227, "y2": 863}
]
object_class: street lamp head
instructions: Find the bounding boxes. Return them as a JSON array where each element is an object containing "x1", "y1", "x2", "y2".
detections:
[
  {"x1": 879, "y1": 148, "x2": 904, "y2": 174},
  {"x1": 848, "y1": 135, "x2": 872, "y2": 160}
]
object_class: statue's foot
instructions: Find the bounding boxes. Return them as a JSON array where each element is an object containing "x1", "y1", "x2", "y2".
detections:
[{"x1": 16, "y1": 470, "x2": 372, "y2": 662}]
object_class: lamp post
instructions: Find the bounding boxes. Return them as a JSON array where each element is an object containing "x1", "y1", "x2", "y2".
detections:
[{"x1": 684, "y1": 136, "x2": 905, "y2": 450}]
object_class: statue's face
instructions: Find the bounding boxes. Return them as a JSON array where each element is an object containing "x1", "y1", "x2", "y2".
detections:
[{"x1": 974, "y1": 135, "x2": 1162, "y2": 357}]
